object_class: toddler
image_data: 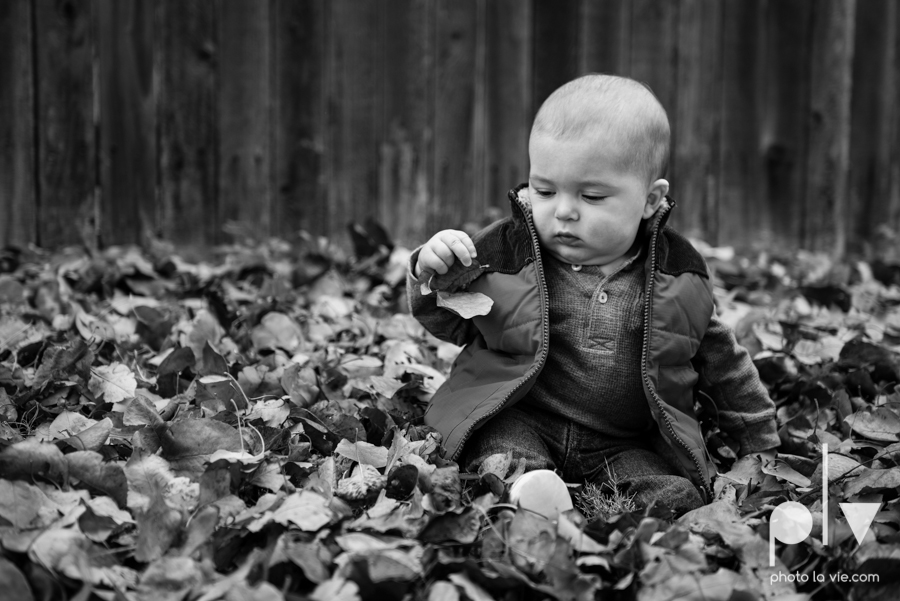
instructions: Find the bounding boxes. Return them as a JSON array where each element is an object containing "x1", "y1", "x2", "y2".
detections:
[{"x1": 407, "y1": 74, "x2": 779, "y2": 517}]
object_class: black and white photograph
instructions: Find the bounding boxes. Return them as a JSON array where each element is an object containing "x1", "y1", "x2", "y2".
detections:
[{"x1": 0, "y1": 1, "x2": 897, "y2": 600}]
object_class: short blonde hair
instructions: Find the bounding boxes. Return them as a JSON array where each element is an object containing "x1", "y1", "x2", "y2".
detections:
[{"x1": 531, "y1": 74, "x2": 670, "y2": 183}]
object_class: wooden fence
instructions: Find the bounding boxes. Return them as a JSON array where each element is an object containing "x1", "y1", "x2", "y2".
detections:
[{"x1": 1, "y1": 0, "x2": 898, "y2": 255}]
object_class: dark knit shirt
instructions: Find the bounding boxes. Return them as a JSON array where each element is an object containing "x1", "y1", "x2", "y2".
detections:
[{"x1": 524, "y1": 248, "x2": 655, "y2": 437}]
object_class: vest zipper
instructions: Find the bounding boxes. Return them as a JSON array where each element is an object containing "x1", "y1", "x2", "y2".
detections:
[
  {"x1": 451, "y1": 194, "x2": 551, "y2": 461},
  {"x1": 641, "y1": 202, "x2": 712, "y2": 500}
]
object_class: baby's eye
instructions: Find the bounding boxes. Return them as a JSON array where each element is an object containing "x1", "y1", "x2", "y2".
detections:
[
  {"x1": 583, "y1": 194, "x2": 607, "y2": 202},
  {"x1": 533, "y1": 189, "x2": 555, "y2": 198}
]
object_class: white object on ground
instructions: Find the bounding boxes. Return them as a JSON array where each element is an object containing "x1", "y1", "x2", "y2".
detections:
[{"x1": 508, "y1": 469, "x2": 573, "y2": 520}]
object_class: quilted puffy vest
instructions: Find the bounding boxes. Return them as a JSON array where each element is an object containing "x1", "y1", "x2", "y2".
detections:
[{"x1": 419, "y1": 185, "x2": 716, "y2": 501}]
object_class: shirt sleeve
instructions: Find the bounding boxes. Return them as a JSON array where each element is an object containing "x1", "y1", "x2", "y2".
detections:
[
  {"x1": 406, "y1": 246, "x2": 479, "y2": 347},
  {"x1": 692, "y1": 312, "x2": 781, "y2": 456}
]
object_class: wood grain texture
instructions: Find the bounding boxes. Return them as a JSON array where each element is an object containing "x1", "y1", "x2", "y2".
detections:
[
  {"x1": 484, "y1": 0, "x2": 531, "y2": 218},
  {"x1": 325, "y1": 0, "x2": 383, "y2": 245},
  {"x1": 96, "y1": 0, "x2": 156, "y2": 246},
  {"x1": 670, "y1": 0, "x2": 722, "y2": 242},
  {"x1": 717, "y1": 0, "x2": 765, "y2": 248},
  {"x1": 431, "y1": 0, "x2": 477, "y2": 233},
  {"x1": 380, "y1": 0, "x2": 434, "y2": 245},
  {"x1": 629, "y1": 0, "x2": 679, "y2": 118},
  {"x1": 0, "y1": 0, "x2": 36, "y2": 247},
  {"x1": 759, "y1": 0, "x2": 812, "y2": 249},
  {"x1": 33, "y1": 0, "x2": 95, "y2": 249},
  {"x1": 14, "y1": 0, "x2": 900, "y2": 253},
  {"x1": 890, "y1": 4, "x2": 900, "y2": 233},
  {"x1": 218, "y1": 0, "x2": 271, "y2": 242},
  {"x1": 158, "y1": 0, "x2": 217, "y2": 246},
  {"x1": 272, "y1": 0, "x2": 325, "y2": 240},
  {"x1": 804, "y1": 0, "x2": 856, "y2": 255},
  {"x1": 848, "y1": 0, "x2": 898, "y2": 252},
  {"x1": 579, "y1": 0, "x2": 631, "y2": 75},
  {"x1": 531, "y1": 0, "x2": 580, "y2": 109}
]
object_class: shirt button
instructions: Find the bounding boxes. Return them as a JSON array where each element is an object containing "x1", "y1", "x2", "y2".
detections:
[{"x1": 599, "y1": 291, "x2": 608, "y2": 304}]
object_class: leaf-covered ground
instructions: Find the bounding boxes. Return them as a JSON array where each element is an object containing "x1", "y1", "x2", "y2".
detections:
[{"x1": 2, "y1": 230, "x2": 900, "y2": 601}]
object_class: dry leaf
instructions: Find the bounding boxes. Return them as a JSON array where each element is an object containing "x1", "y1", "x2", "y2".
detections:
[
  {"x1": 125, "y1": 453, "x2": 184, "y2": 562},
  {"x1": 47, "y1": 410, "x2": 97, "y2": 441},
  {"x1": 251, "y1": 312, "x2": 304, "y2": 353},
  {"x1": 845, "y1": 407, "x2": 900, "y2": 442},
  {"x1": 760, "y1": 458, "x2": 811, "y2": 488},
  {"x1": 335, "y1": 464, "x2": 387, "y2": 501},
  {"x1": 335, "y1": 439, "x2": 389, "y2": 468},
  {"x1": 0, "y1": 439, "x2": 68, "y2": 485},
  {"x1": 435, "y1": 291, "x2": 493, "y2": 319},
  {"x1": 246, "y1": 398, "x2": 291, "y2": 427},
  {"x1": 66, "y1": 450, "x2": 127, "y2": 508},
  {"x1": 268, "y1": 491, "x2": 333, "y2": 531},
  {"x1": 0, "y1": 480, "x2": 54, "y2": 529},
  {"x1": 89, "y1": 362, "x2": 137, "y2": 404},
  {"x1": 0, "y1": 557, "x2": 34, "y2": 601}
]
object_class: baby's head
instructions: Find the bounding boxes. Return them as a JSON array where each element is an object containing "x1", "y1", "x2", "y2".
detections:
[{"x1": 526, "y1": 74, "x2": 671, "y2": 269}]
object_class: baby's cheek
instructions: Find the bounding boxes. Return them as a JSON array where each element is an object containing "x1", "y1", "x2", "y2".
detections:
[{"x1": 531, "y1": 214, "x2": 554, "y2": 243}]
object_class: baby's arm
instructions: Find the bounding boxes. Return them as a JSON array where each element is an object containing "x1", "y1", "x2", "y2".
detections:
[
  {"x1": 407, "y1": 230, "x2": 480, "y2": 346},
  {"x1": 692, "y1": 314, "x2": 781, "y2": 457}
]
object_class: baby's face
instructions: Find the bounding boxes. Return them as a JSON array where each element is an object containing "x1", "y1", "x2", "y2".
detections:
[{"x1": 527, "y1": 132, "x2": 664, "y2": 270}]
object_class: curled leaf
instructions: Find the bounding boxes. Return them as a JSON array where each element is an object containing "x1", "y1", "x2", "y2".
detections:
[
  {"x1": 66, "y1": 450, "x2": 127, "y2": 508},
  {"x1": 335, "y1": 439, "x2": 388, "y2": 468},
  {"x1": 335, "y1": 464, "x2": 387, "y2": 501},
  {"x1": 845, "y1": 407, "x2": 900, "y2": 442},
  {"x1": 0, "y1": 439, "x2": 68, "y2": 485},
  {"x1": 435, "y1": 291, "x2": 493, "y2": 319}
]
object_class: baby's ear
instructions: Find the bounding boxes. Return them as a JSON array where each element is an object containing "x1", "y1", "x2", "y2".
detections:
[{"x1": 642, "y1": 178, "x2": 670, "y2": 219}]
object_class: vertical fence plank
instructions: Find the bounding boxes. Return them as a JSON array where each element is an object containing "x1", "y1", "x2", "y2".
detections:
[
  {"x1": 218, "y1": 0, "x2": 270, "y2": 242},
  {"x1": 14, "y1": 0, "x2": 900, "y2": 255},
  {"x1": 483, "y1": 0, "x2": 531, "y2": 214},
  {"x1": 759, "y1": 0, "x2": 812, "y2": 250},
  {"x1": 380, "y1": 0, "x2": 433, "y2": 245},
  {"x1": 532, "y1": 0, "x2": 580, "y2": 109},
  {"x1": 325, "y1": 0, "x2": 382, "y2": 245},
  {"x1": 579, "y1": 0, "x2": 631, "y2": 75},
  {"x1": 96, "y1": 0, "x2": 156, "y2": 246},
  {"x1": 431, "y1": 0, "x2": 477, "y2": 232},
  {"x1": 33, "y1": 0, "x2": 94, "y2": 249},
  {"x1": 804, "y1": 0, "x2": 856, "y2": 255},
  {"x1": 0, "y1": 0, "x2": 35, "y2": 247},
  {"x1": 670, "y1": 0, "x2": 722, "y2": 241},
  {"x1": 717, "y1": 0, "x2": 765, "y2": 248},
  {"x1": 629, "y1": 0, "x2": 679, "y2": 118},
  {"x1": 272, "y1": 0, "x2": 325, "y2": 240},
  {"x1": 891, "y1": 4, "x2": 900, "y2": 232},
  {"x1": 848, "y1": 0, "x2": 897, "y2": 252},
  {"x1": 158, "y1": 0, "x2": 217, "y2": 247}
]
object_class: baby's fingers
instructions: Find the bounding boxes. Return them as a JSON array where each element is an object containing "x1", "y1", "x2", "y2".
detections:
[
  {"x1": 419, "y1": 242, "x2": 454, "y2": 274},
  {"x1": 440, "y1": 232, "x2": 477, "y2": 267}
]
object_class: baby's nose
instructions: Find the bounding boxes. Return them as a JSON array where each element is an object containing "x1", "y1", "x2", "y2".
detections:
[{"x1": 554, "y1": 196, "x2": 579, "y2": 220}]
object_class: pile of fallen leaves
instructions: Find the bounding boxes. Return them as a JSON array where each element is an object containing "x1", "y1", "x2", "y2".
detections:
[{"x1": 2, "y1": 229, "x2": 900, "y2": 601}]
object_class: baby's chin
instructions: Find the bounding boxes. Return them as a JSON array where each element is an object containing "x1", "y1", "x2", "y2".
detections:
[{"x1": 544, "y1": 244, "x2": 612, "y2": 267}]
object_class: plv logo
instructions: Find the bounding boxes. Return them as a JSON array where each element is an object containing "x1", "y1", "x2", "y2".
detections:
[{"x1": 769, "y1": 444, "x2": 881, "y2": 567}]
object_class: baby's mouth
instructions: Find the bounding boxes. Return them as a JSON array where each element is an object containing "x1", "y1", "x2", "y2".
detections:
[{"x1": 554, "y1": 232, "x2": 580, "y2": 245}]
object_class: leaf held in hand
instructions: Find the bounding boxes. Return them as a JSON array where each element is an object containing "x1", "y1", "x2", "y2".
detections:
[{"x1": 436, "y1": 291, "x2": 493, "y2": 319}]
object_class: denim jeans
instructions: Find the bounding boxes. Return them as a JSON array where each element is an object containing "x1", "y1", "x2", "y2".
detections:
[{"x1": 461, "y1": 404, "x2": 705, "y2": 517}]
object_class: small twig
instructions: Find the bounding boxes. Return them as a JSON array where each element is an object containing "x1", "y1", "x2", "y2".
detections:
[{"x1": 223, "y1": 371, "x2": 252, "y2": 454}]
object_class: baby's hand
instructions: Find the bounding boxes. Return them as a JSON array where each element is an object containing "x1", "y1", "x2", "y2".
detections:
[{"x1": 415, "y1": 230, "x2": 477, "y2": 278}]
